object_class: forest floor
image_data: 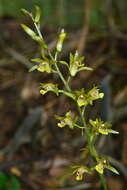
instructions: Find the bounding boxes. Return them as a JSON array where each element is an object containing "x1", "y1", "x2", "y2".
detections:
[{"x1": 0, "y1": 18, "x2": 127, "y2": 190}]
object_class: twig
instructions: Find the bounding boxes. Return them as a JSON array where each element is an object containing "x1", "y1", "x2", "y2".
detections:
[
  {"x1": 6, "y1": 47, "x2": 33, "y2": 69},
  {"x1": 0, "y1": 150, "x2": 56, "y2": 171},
  {"x1": 53, "y1": 183, "x2": 92, "y2": 190},
  {"x1": 0, "y1": 107, "x2": 42, "y2": 155}
]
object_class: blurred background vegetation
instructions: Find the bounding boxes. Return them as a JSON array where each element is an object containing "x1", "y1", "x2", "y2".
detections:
[{"x1": 0, "y1": 0, "x2": 126, "y2": 28}]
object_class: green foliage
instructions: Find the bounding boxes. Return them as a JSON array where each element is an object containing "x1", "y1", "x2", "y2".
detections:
[
  {"x1": 0, "y1": 173, "x2": 21, "y2": 190},
  {"x1": 0, "y1": 0, "x2": 126, "y2": 29},
  {"x1": 21, "y1": 6, "x2": 119, "y2": 189}
]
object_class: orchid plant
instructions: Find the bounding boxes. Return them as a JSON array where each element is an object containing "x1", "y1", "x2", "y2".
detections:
[{"x1": 21, "y1": 6, "x2": 119, "y2": 190}]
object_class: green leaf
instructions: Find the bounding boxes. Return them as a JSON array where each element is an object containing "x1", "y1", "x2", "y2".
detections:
[
  {"x1": 0, "y1": 173, "x2": 21, "y2": 190},
  {"x1": 8, "y1": 176, "x2": 21, "y2": 190},
  {"x1": 34, "y1": 6, "x2": 41, "y2": 23},
  {"x1": 59, "y1": 61, "x2": 69, "y2": 68},
  {"x1": 78, "y1": 66, "x2": 93, "y2": 72},
  {"x1": 21, "y1": 24, "x2": 36, "y2": 38},
  {"x1": 54, "y1": 115, "x2": 63, "y2": 121},
  {"x1": 21, "y1": 24, "x2": 43, "y2": 44},
  {"x1": 29, "y1": 65, "x2": 38, "y2": 72},
  {"x1": 32, "y1": 36, "x2": 43, "y2": 44},
  {"x1": 105, "y1": 165, "x2": 119, "y2": 175},
  {"x1": 0, "y1": 173, "x2": 9, "y2": 188}
]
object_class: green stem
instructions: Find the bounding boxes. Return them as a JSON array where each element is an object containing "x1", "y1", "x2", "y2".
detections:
[
  {"x1": 78, "y1": 105, "x2": 108, "y2": 190},
  {"x1": 55, "y1": 62, "x2": 108, "y2": 189},
  {"x1": 54, "y1": 52, "x2": 71, "y2": 92},
  {"x1": 53, "y1": 56, "x2": 108, "y2": 189},
  {"x1": 99, "y1": 174, "x2": 108, "y2": 190},
  {"x1": 34, "y1": 22, "x2": 43, "y2": 39},
  {"x1": 33, "y1": 18, "x2": 71, "y2": 93},
  {"x1": 55, "y1": 64, "x2": 71, "y2": 92}
]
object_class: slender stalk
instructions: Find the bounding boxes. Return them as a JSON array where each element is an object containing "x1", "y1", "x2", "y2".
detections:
[
  {"x1": 48, "y1": 48, "x2": 108, "y2": 190},
  {"x1": 32, "y1": 16, "x2": 108, "y2": 190},
  {"x1": 78, "y1": 105, "x2": 108, "y2": 190},
  {"x1": 99, "y1": 174, "x2": 108, "y2": 190},
  {"x1": 34, "y1": 22, "x2": 43, "y2": 39},
  {"x1": 55, "y1": 63, "x2": 71, "y2": 92},
  {"x1": 54, "y1": 53, "x2": 108, "y2": 190},
  {"x1": 33, "y1": 19, "x2": 71, "y2": 93},
  {"x1": 54, "y1": 52, "x2": 71, "y2": 92},
  {"x1": 56, "y1": 72, "x2": 108, "y2": 189},
  {"x1": 22, "y1": 8, "x2": 112, "y2": 190}
]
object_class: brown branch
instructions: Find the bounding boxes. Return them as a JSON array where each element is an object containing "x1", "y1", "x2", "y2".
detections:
[
  {"x1": 53, "y1": 183, "x2": 92, "y2": 190},
  {"x1": 0, "y1": 150, "x2": 57, "y2": 171}
]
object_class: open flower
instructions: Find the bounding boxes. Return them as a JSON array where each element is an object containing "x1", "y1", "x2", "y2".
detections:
[
  {"x1": 95, "y1": 157, "x2": 119, "y2": 175},
  {"x1": 69, "y1": 51, "x2": 92, "y2": 77},
  {"x1": 75, "y1": 86, "x2": 104, "y2": 107},
  {"x1": 37, "y1": 61, "x2": 52, "y2": 73},
  {"x1": 75, "y1": 89, "x2": 88, "y2": 107},
  {"x1": 40, "y1": 83, "x2": 59, "y2": 95},
  {"x1": 87, "y1": 86, "x2": 104, "y2": 103},
  {"x1": 71, "y1": 165, "x2": 91, "y2": 181},
  {"x1": 55, "y1": 111, "x2": 77, "y2": 129},
  {"x1": 29, "y1": 58, "x2": 55, "y2": 73},
  {"x1": 89, "y1": 118, "x2": 119, "y2": 135}
]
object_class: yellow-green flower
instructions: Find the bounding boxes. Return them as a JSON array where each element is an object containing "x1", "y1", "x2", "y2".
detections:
[
  {"x1": 55, "y1": 111, "x2": 77, "y2": 129},
  {"x1": 40, "y1": 83, "x2": 59, "y2": 95},
  {"x1": 95, "y1": 157, "x2": 119, "y2": 175},
  {"x1": 69, "y1": 51, "x2": 92, "y2": 77},
  {"x1": 90, "y1": 118, "x2": 119, "y2": 135}
]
